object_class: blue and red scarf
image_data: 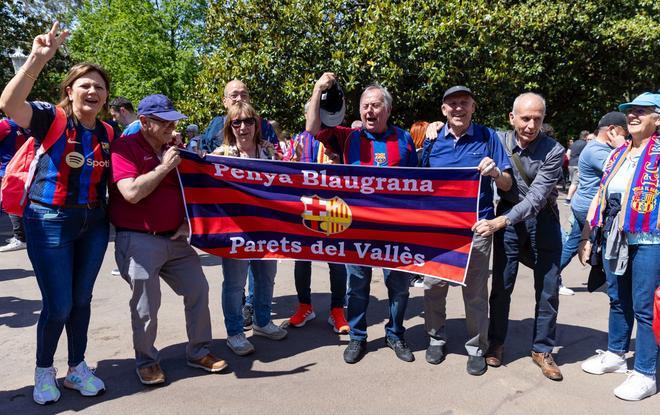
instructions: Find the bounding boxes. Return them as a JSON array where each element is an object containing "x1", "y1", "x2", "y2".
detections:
[{"x1": 592, "y1": 132, "x2": 660, "y2": 234}]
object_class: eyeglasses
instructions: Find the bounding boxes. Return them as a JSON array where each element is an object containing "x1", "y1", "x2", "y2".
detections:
[
  {"x1": 230, "y1": 117, "x2": 256, "y2": 128},
  {"x1": 147, "y1": 116, "x2": 177, "y2": 127},
  {"x1": 226, "y1": 92, "x2": 249, "y2": 101},
  {"x1": 625, "y1": 107, "x2": 658, "y2": 117}
]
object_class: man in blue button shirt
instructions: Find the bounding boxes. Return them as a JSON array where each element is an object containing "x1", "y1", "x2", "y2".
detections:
[{"x1": 420, "y1": 86, "x2": 512, "y2": 375}]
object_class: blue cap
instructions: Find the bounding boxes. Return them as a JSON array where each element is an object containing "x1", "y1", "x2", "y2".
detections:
[
  {"x1": 137, "y1": 94, "x2": 187, "y2": 121},
  {"x1": 618, "y1": 92, "x2": 660, "y2": 113}
]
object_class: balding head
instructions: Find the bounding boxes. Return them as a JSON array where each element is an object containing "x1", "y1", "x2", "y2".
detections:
[
  {"x1": 223, "y1": 80, "x2": 250, "y2": 109},
  {"x1": 509, "y1": 92, "x2": 547, "y2": 147},
  {"x1": 512, "y1": 92, "x2": 546, "y2": 116}
]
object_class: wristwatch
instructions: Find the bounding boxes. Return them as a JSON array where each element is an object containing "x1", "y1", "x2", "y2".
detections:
[{"x1": 504, "y1": 216, "x2": 512, "y2": 226}]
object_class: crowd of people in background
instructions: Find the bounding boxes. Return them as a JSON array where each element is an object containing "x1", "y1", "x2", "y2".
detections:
[{"x1": 0, "y1": 23, "x2": 659, "y2": 406}]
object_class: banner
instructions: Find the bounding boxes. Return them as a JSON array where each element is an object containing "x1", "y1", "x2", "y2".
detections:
[{"x1": 177, "y1": 151, "x2": 480, "y2": 284}]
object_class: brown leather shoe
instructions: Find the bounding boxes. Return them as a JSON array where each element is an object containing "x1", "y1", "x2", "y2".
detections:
[
  {"x1": 187, "y1": 353, "x2": 228, "y2": 373},
  {"x1": 531, "y1": 351, "x2": 563, "y2": 381},
  {"x1": 485, "y1": 343, "x2": 503, "y2": 367},
  {"x1": 136, "y1": 363, "x2": 166, "y2": 385}
]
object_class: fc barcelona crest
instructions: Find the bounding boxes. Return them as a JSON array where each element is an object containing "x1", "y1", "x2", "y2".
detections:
[{"x1": 301, "y1": 195, "x2": 352, "y2": 235}]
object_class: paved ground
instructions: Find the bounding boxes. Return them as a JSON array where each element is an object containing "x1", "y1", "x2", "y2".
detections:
[{"x1": 0, "y1": 200, "x2": 656, "y2": 415}]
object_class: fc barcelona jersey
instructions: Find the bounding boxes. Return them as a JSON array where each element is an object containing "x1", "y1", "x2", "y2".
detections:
[
  {"x1": 28, "y1": 102, "x2": 112, "y2": 206},
  {"x1": 317, "y1": 125, "x2": 417, "y2": 167}
]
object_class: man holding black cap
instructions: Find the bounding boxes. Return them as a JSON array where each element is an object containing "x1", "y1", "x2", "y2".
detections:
[
  {"x1": 110, "y1": 94, "x2": 228, "y2": 385},
  {"x1": 558, "y1": 111, "x2": 628, "y2": 286},
  {"x1": 306, "y1": 72, "x2": 418, "y2": 364},
  {"x1": 420, "y1": 86, "x2": 512, "y2": 375}
]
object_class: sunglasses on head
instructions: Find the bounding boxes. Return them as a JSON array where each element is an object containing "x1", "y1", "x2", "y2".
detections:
[{"x1": 231, "y1": 117, "x2": 256, "y2": 128}]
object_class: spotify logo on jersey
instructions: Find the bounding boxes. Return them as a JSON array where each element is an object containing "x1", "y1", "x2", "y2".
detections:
[{"x1": 65, "y1": 152, "x2": 85, "y2": 168}]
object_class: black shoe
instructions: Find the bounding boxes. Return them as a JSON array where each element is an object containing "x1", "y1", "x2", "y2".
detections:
[
  {"x1": 425, "y1": 344, "x2": 446, "y2": 365},
  {"x1": 242, "y1": 304, "x2": 253, "y2": 331},
  {"x1": 344, "y1": 340, "x2": 366, "y2": 364},
  {"x1": 467, "y1": 355, "x2": 487, "y2": 376},
  {"x1": 386, "y1": 337, "x2": 414, "y2": 362}
]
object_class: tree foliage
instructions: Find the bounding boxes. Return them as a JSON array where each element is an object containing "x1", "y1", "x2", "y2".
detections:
[
  {"x1": 68, "y1": 0, "x2": 207, "y2": 105},
  {"x1": 1, "y1": 0, "x2": 73, "y2": 104},
  {"x1": 183, "y1": 0, "x2": 659, "y2": 140}
]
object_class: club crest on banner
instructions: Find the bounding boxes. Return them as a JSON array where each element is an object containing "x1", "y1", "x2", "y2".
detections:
[{"x1": 301, "y1": 195, "x2": 352, "y2": 235}]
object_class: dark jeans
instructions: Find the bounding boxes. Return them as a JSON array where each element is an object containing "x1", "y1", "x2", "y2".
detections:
[
  {"x1": 604, "y1": 243, "x2": 660, "y2": 376},
  {"x1": 489, "y1": 206, "x2": 562, "y2": 353},
  {"x1": 9, "y1": 213, "x2": 25, "y2": 241},
  {"x1": 23, "y1": 202, "x2": 109, "y2": 367},
  {"x1": 346, "y1": 265, "x2": 410, "y2": 341},
  {"x1": 294, "y1": 260, "x2": 347, "y2": 308},
  {"x1": 559, "y1": 207, "x2": 588, "y2": 271}
]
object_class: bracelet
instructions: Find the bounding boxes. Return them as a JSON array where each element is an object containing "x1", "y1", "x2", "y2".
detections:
[{"x1": 20, "y1": 67, "x2": 38, "y2": 82}]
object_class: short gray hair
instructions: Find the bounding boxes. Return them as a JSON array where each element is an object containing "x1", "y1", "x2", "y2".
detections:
[
  {"x1": 361, "y1": 83, "x2": 393, "y2": 111},
  {"x1": 512, "y1": 92, "x2": 546, "y2": 116}
]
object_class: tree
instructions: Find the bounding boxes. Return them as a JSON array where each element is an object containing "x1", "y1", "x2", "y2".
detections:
[
  {"x1": 183, "y1": 0, "x2": 659, "y2": 140},
  {"x1": 68, "y1": 0, "x2": 207, "y2": 105},
  {"x1": 0, "y1": 0, "x2": 73, "y2": 104}
]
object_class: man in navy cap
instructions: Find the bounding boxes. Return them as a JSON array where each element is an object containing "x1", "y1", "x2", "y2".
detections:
[
  {"x1": 420, "y1": 85, "x2": 512, "y2": 375},
  {"x1": 109, "y1": 94, "x2": 228, "y2": 385}
]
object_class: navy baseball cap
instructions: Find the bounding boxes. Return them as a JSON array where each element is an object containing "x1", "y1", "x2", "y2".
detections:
[
  {"x1": 320, "y1": 82, "x2": 346, "y2": 127},
  {"x1": 138, "y1": 94, "x2": 187, "y2": 121},
  {"x1": 442, "y1": 85, "x2": 474, "y2": 101},
  {"x1": 597, "y1": 111, "x2": 627, "y2": 129}
]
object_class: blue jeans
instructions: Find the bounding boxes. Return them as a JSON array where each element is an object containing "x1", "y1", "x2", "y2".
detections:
[
  {"x1": 559, "y1": 207, "x2": 588, "y2": 271},
  {"x1": 294, "y1": 260, "x2": 347, "y2": 308},
  {"x1": 23, "y1": 202, "x2": 109, "y2": 367},
  {"x1": 489, "y1": 206, "x2": 562, "y2": 353},
  {"x1": 222, "y1": 259, "x2": 277, "y2": 336},
  {"x1": 346, "y1": 265, "x2": 410, "y2": 341},
  {"x1": 604, "y1": 243, "x2": 660, "y2": 376},
  {"x1": 243, "y1": 266, "x2": 254, "y2": 307}
]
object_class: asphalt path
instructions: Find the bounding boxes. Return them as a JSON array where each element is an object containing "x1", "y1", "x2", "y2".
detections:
[{"x1": 0, "y1": 199, "x2": 656, "y2": 414}]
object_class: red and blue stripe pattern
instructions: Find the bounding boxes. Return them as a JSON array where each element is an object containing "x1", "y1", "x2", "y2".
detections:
[{"x1": 178, "y1": 151, "x2": 480, "y2": 284}]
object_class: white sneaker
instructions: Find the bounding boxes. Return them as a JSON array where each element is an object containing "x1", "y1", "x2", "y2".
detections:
[
  {"x1": 33, "y1": 366, "x2": 60, "y2": 405},
  {"x1": 581, "y1": 349, "x2": 627, "y2": 374},
  {"x1": 614, "y1": 371, "x2": 657, "y2": 401},
  {"x1": 253, "y1": 321, "x2": 288, "y2": 340},
  {"x1": 0, "y1": 237, "x2": 27, "y2": 252},
  {"x1": 63, "y1": 361, "x2": 105, "y2": 396},
  {"x1": 227, "y1": 333, "x2": 255, "y2": 356},
  {"x1": 558, "y1": 285, "x2": 575, "y2": 296}
]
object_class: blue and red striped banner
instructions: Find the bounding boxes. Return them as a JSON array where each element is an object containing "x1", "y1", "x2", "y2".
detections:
[{"x1": 177, "y1": 150, "x2": 480, "y2": 284}]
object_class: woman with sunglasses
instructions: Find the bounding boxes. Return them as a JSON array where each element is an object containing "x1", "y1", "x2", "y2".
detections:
[
  {"x1": 212, "y1": 102, "x2": 286, "y2": 355},
  {"x1": 0, "y1": 22, "x2": 112, "y2": 404},
  {"x1": 579, "y1": 92, "x2": 660, "y2": 401}
]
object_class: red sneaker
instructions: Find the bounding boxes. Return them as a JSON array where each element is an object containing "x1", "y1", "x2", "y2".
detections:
[
  {"x1": 289, "y1": 303, "x2": 315, "y2": 327},
  {"x1": 328, "y1": 307, "x2": 349, "y2": 334}
]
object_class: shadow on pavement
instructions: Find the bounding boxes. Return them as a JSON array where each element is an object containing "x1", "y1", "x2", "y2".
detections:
[
  {"x1": 0, "y1": 296, "x2": 41, "y2": 328},
  {"x1": 499, "y1": 317, "x2": 608, "y2": 366},
  {"x1": 0, "y1": 268, "x2": 34, "y2": 282}
]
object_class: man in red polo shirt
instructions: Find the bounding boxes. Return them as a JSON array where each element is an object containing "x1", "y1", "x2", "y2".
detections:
[{"x1": 109, "y1": 94, "x2": 228, "y2": 385}]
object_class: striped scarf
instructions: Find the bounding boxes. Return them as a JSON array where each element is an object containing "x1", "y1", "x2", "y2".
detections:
[{"x1": 592, "y1": 132, "x2": 660, "y2": 234}]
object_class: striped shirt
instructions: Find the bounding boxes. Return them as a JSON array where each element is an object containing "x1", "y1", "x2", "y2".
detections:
[
  {"x1": 0, "y1": 118, "x2": 27, "y2": 177},
  {"x1": 28, "y1": 102, "x2": 112, "y2": 206},
  {"x1": 316, "y1": 125, "x2": 417, "y2": 167}
]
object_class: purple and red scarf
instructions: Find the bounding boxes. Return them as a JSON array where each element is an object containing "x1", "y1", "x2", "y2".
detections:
[{"x1": 592, "y1": 132, "x2": 660, "y2": 234}]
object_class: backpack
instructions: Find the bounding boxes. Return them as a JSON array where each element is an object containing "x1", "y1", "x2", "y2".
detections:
[{"x1": 0, "y1": 107, "x2": 113, "y2": 216}]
